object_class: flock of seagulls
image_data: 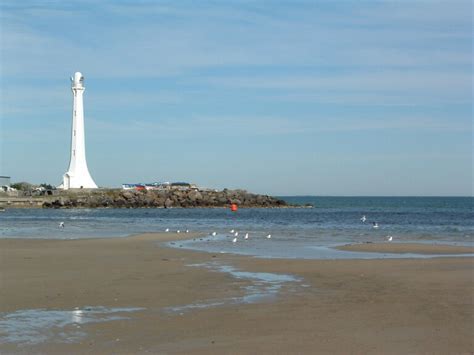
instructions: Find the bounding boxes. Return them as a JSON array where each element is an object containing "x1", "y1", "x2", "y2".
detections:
[
  {"x1": 57, "y1": 214, "x2": 391, "y2": 244},
  {"x1": 360, "y1": 215, "x2": 393, "y2": 242},
  {"x1": 162, "y1": 226, "x2": 273, "y2": 244},
  {"x1": 231, "y1": 230, "x2": 271, "y2": 243}
]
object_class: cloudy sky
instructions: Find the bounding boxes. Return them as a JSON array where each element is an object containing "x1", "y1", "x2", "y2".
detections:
[{"x1": 0, "y1": 0, "x2": 472, "y2": 195}]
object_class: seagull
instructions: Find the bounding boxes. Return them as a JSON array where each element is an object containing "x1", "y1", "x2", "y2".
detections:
[
  {"x1": 372, "y1": 222, "x2": 379, "y2": 229},
  {"x1": 211, "y1": 232, "x2": 217, "y2": 236},
  {"x1": 234, "y1": 232, "x2": 239, "y2": 237},
  {"x1": 266, "y1": 234, "x2": 272, "y2": 239},
  {"x1": 244, "y1": 233, "x2": 249, "y2": 240},
  {"x1": 185, "y1": 230, "x2": 189, "y2": 233},
  {"x1": 232, "y1": 237, "x2": 237, "y2": 243},
  {"x1": 165, "y1": 228, "x2": 169, "y2": 232},
  {"x1": 360, "y1": 215, "x2": 367, "y2": 223},
  {"x1": 177, "y1": 230, "x2": 181, "y2": 233},
  {"x1": 230, "y1": 229, "x2": 235, "y2": 233},
  {"x1": 59, "y1": 222, "x2": 65, "y2": 228},
  {"x1": 387, "y1": 235, "x2": 393, "y2": 242}
]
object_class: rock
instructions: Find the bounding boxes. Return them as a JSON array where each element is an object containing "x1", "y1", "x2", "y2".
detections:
[
  {"x1": 164, "y1": 198, "x2": 173, "y2": 208},
  {"x1": 121, "y1": 191, "x2": 134, "y2": 200},
  {"x1": 188, "y1": 190, "x2": 202, "y2": 202},
  {"x1": 42, "y1": 188, "x2": 290, "y2": 209}
]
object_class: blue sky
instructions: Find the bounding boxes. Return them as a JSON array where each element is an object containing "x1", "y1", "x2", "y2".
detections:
[{"x1": 0, "y1": 0, "x2": 472, "y2": 196}]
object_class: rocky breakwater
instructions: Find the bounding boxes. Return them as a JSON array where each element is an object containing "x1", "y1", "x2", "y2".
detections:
[{"x1": 42, "y1": 189, "x2": 289, "y2": 209}]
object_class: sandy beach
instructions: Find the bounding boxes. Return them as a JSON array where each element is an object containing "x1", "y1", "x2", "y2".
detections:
[{"x1": 1, "y1": 233, "x2": 473, "y2": 354}]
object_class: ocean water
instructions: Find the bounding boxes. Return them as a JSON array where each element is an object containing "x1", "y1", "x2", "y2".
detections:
[{"x1": 0, "y1": 196, "x2": 472, "y2": 258}]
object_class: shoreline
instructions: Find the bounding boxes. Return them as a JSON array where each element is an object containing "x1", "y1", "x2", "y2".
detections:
[
  {"x1": 1, "y1": 233, "x2": 473, "y2": 353},
  {"x1": 336, "y1": 242, "x2": 474, "y2": 255},
  {"x1": 4, "y1": 232, "x2": 473, "y2": 256}
]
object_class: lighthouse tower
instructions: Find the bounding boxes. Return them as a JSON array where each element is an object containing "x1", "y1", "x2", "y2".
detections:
[{"x1": 61, "y1": 72, "x2": 98, "y2": 189}]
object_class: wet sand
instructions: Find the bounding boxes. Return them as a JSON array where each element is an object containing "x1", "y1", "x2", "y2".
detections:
[{"x1": 1, "y1": 234, "x2": 473, "y2": 354}]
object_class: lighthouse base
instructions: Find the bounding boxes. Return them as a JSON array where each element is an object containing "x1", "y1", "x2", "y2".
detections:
[{"x1": 59, "y1": 171, "x2": 98, "y2": 190}]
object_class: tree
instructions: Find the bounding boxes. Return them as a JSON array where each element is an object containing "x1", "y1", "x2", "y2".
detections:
[{"x1": 10, "y1": 182, "x2": 33, "y2": 191}]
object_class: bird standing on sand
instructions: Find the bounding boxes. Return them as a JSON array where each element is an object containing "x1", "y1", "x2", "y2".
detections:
[
  {"x1": 387, "y1": 236, "x2": 393, "y2": 242},
  {"x1": 244, "y1": 233, "x2": 249, "y2": 240},
  {"x1": 234, "y1": 232, "x2": 239, "y2": 237},
  {"x1": 232, "y1": 237, "x2": 237, "y2": 243},
  {"x1": 266, "y1": 234, "x2": 272, "y2": 239},
  {"x1": 211, "y1": 232, "x2": 217, "y2": 236},
  {"x1": 59, "y1": 222, "x2": 65, "y2": 228},
  {"x1": 177, "y1": 230, "x2": 181, "y2": 233},
  {"x1": 230, "y1": 229, "x2": 235, "y2": 233},
  {"x1": 165, "y1": 228, "x2": 169, "y2": 232},
  {"x1": 361, "y1": 215, "x2": 367, "y2": 223},
  {"x1": 372, "y1": 222, "x2": 379, "y2": 229},
  {"x1": 185, "y1": 230, "x2": 189, "y2": 233}
]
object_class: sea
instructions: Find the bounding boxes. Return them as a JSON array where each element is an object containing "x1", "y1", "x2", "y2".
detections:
[{"x1": 1, "y1": 196, "x2": 472, "y2": 259}]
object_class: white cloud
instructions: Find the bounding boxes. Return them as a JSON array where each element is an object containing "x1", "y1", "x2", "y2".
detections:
[
  {"x1": 1, "y1": 0, "x2": 471, "y2": 79},
  {"x1": 203, "y1": 70, "x2": 471, "y2": 105},
  {"x1": 83, "y1": 114, "x2": 470, "y2": 142}
]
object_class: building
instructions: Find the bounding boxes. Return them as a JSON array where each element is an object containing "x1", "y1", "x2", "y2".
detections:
[
  {"x1": 0, "y1": 176, "x2": 11, "y2": 187},
  {"x1": 121, "y1": 182, "x2": 199, "y2": 191},
  {"x1": 59, "y1": 72, "x2": 98, "y2": 189}
]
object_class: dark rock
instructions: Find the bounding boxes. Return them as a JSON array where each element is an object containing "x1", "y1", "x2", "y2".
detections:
[{"x1": 42, "y1": 188, "x2": 291, "y2": 209}]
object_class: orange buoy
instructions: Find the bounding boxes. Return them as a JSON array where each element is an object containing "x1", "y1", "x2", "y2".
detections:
[{"x1": 230, "y1": 203, "x2": 238, "y2": 212}]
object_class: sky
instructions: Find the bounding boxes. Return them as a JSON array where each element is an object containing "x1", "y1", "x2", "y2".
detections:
[{"x1": 0, "y1": 0, "x2": 472, "y2": 196}]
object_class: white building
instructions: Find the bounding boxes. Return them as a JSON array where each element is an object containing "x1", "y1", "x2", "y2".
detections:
[{"x1": 59, "y1": 72, "x2": 98, "y2": 189}]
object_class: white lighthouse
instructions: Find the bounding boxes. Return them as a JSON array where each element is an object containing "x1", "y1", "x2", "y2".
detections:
[{"x1": 60, "y1": 72, "x2": 98, "y2": 189}]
